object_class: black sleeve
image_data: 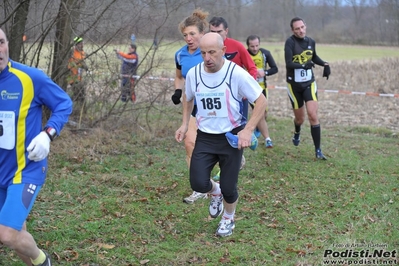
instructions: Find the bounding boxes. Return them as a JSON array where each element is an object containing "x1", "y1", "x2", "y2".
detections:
[
  {"x1": 261, "y1": 49, "x2": 278, "y2": 76},
  {"x1": 284, "y1": 36, "x2": 304, "y2": 70}
]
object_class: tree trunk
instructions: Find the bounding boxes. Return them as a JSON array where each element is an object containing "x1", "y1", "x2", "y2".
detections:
[
  {"x1": 51, "y1": 0, "x2": 82, "y2": 90},
  {"x1": 8, "y1": 0, "x2": 30, "y2": 62}
]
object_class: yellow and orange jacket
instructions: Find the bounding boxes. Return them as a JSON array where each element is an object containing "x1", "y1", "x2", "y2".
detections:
[{"x1": 67, "y1": 48, "x2": 88, "y2": 84}]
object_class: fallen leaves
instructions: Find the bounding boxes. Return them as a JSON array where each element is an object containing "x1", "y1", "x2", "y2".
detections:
[
  {"x1": 140, "y1": 259, "x2": 150, "y2": 265},
  {"x1": 96, "y1": 243, "x2": 115, "y2": 249}
]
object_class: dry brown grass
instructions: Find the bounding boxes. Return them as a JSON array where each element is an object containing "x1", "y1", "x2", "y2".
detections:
[
  {"x1": 59, "y1": 56, "x2": 399, "y2": 156},
  {"x1": 267, "y1": 57, "x2": 399, "y2": 132}
]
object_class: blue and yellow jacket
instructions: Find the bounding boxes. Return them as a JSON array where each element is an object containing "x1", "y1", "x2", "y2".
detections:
[{"x1": 0, "y1": 60, "x2": 72, "y2": 187}]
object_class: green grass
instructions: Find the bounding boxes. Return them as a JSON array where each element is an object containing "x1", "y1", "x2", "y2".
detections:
[
  {"x1": 250, "y1": 43, "x2": 399, "y2": 65},
  {"x1": 314, "y1": 44, "x2": 399, "y2": 63},
  {"x1": 1, "y1": 112, "x2": 398, "y2": 265},
  {"x1": 4, "y1": 43, "x2": 399, "y2": 265}
]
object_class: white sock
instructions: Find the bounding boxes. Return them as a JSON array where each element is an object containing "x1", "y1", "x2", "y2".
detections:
[
  {"x1": 223, "y1": 210, "x2": 235, "y2": 220},
  {"x1": 211, "y1": 182, "x2": 221, "y2": 195},
  {"x1": 265, "y1": 137, "x2": 271, "y2": 141}
]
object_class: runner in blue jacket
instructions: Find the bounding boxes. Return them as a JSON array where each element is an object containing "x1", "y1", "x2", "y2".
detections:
[{"x1": 0, "y1": 28, "x2": 72, "y2": 266}]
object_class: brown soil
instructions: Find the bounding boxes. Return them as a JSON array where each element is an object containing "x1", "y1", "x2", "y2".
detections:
[{"x1": 266, "y1": 57, "x2": 399, "y2": 132}]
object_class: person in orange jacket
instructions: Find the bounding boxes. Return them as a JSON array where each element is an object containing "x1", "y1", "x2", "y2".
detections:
[
  {"x1": 67, "y1": 37, "x2": 89, "y2": 105},
  {"x1": 115, "y1": 44, "x2": 139, "y2": 102}
]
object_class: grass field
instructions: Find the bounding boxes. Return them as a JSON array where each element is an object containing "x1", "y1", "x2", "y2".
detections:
[
  {"x1": 0, "y1": 44, "x2": 398, "y2": 265},
  {"x1": 132, "y1": 40, "x2": 399, "y2": 75},
  {"x1": 1, "y1": 110, "x2": 398, "y2": 265}
]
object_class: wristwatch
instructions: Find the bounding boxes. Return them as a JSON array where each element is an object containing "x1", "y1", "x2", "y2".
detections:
[{"x1": 44, "y1": 126, "x2": 57, "y2": 141}]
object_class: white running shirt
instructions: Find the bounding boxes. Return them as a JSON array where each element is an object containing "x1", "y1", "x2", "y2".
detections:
[{"x1": 185, "y1": 60, "x2": 262, "y2": 134}]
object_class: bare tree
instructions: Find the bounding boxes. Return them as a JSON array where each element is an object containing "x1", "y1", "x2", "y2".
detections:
[
  {"x1": 7, "y1": 0, "x2": 30, "y2": 62},
  {"x1": 1, "y1": 0, "x2": 398, "y2": 131},
  {"x1": 51, "y1": 0, "x2": 82, "y2": 89},
  {"x1": 345, "y1": 0, "x2": 369, "y2": 24},
  {"x1": 376, "y1": 0, "x2": 399, "y2": 45}
]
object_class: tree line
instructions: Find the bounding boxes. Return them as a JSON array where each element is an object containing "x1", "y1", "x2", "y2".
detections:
[
  {"x1": 0, "y1": 0, "x2": 397, "y2": 127},
  {"x1": 1, "y1": 0, "x2": 398, "y2": 82}
]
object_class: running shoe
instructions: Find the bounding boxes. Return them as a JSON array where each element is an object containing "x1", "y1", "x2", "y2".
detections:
[
  {"x1": 183, "y1": 191, "x2": 208, "y2": 204},
  {"x1": 209, "y1": 194, "x2": 224, "y2": 218},
  {"x1": 265, "y1": 139, "x2": 273, "y2": 148},
  {"x1": 39, "y1": 252, "x2": 52, "y2": 266},
  {"x1": 225, "y1": 132, "x2": 258, "y2": 151},
  {"x1": 316, "y1": 149, "x2": 327, "y2": 160},
  {"x1": 292, "y1": 133, "x2": 300, "y2": 146},
  {"x1": 216, "y1": 217, "x2": 235, "y2": 237},
  {"x1": 254, "y1": 128, "x2": 261, "y2": 138}
]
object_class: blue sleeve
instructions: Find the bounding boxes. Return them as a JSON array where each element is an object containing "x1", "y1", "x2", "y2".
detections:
[
  {"x1": 34, "y1": 70, "x2": 73, "y2": 135},
  {"x1": 175, "y1": 50, "x2": 182, "y2": 71}
]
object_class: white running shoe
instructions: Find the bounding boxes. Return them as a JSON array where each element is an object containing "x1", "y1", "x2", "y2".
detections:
[
  {"x1": 183, "y1": 191, "x2": 208, "y2": 204},
  {"x1": 216, "y1": 217, "x2": 235, "y2": 237},
  {"x1": 209, "y1": 194, "x2": 224, "y2": 218}
]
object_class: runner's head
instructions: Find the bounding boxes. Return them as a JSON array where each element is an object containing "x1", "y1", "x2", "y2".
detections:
[
  {"x1": 0, "y1": 28, "x2": 9, "y2": 71},
  {"x1": 200, "y1": 32, "x2": 226, "y2": 73},
  {"x1": 246, "y1": 35, "x2": 261, "y2": 55},
  {"x1": 209, "y1": 17, "x2": 229, "y2": 41},
  {"x1": 178, "y1": 8, "x2": 209, "y2": 52}
]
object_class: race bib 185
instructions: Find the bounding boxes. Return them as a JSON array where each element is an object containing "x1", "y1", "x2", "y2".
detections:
[{"x1": 195, "y1": 92, "x2": 228, "y2": 117}]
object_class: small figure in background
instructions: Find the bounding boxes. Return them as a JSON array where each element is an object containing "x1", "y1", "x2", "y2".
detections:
[
  {"x1": 130, "y1": 34, "x2": 136, "y2": 44},
  {"x1": 284, "y1": 17, "x2": 330, "y2": 160},
  {"x1": 153, "y1": 36, "x2": 158, "y2": 49},
  {"x1": 246, "y1": 34, "x2": 278, "y2": 148},
  {"x1": 115, "y1": 44, "x2": 139, "y2": 102},
  {"x1": 67, "y1": 37, "x2": 89, "y2": 106}
]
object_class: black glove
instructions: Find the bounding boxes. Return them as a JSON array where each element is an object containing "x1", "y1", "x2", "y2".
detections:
[
  {"x1": 303, "y1": 62, "x2": 314, "y2": 69},
  {"x1": 323, "y1": 65, "x2": 331, "y2": 80},
  {"x1": 171, "y1": 89, "x2": 182, "y2": 105}
]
